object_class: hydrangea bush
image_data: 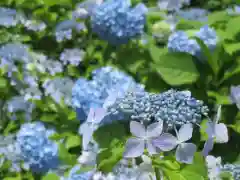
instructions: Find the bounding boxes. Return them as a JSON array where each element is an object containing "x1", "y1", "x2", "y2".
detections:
[{"x1": 0, "y1": 0, "x2": 239, "y2": 180}]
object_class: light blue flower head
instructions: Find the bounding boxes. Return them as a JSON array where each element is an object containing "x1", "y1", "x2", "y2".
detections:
[
  {"x1": 16, "y1": 122, "x2": 59, "y2": 173},
  {"x1": 91, "y1": 0, "x2": 148, "y2": 45}
]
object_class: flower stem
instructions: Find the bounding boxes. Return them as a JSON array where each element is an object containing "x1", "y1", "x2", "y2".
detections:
[{"x1": 154, "y1": 167, "x2": 161, "y2": 180}]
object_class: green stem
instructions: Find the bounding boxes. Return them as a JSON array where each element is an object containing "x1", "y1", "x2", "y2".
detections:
[{"x1": 154, "y1": 167, "x2": 161, "y2": 180}]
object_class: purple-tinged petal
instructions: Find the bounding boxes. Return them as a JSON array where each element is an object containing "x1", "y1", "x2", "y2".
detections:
[
  {"x1": 130, "y1": 121, "x2": 146, "y2": 138},
  {"x1": 152, "y1": 133, "x2": 178, "y2": 151},
  {"x1": 214, "y1": 123, "x2": 228, "y2": 143},
  {"x1": 87, "y1": 108, "x2": 106, "y2": 123},
  {"x1": 202, "y1": 137, "x2": 214, "y2": 157},
  {"x1": 146, "y1": 140, "x2": 159, "y2": 155},
  {"x1": 205, "y1": 121, "x2": 215, "y2": 137},
  {"x1": 177, "y1": 124, "x2": 193, "y2": 143},
  {"x1": 123, "y1": 137, "x2": 145, "y2": 158},
  {"x1": 176, "y1": 143, "x2": 196, "y2": 164},
  {"x1": 146, "y1": 121, "x2": 163, "y2": 138}
]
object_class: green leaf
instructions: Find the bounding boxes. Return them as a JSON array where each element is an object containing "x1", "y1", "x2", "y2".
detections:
[
  {"x1": 207, "y1": 11, "x2": 229, "y2": 25},
  {"x1": 229, "y1": 120, "x2": 240, "y2": 134},
  {"x1": 226, "y1": 16, "x2": 240, "y2": 38},
  {"x1": 43, "y1": 0, "x2": 70, "y2": 6},
  {"x1": 180, "y1": 170, "x2": 205, "y2": 180},
  {"x1": 224, "y1": 42, "x2": 240, "y2": 55},
  {"x1": 40, "y1": 114, "x2": 58, "y2": 122},
  {"x1": 207, "y1": 91, "x2": 231, "y2": 105},
  {"x1": 97, "y1": 143, "x2": 124, "y2": 173},
  {"x1": 163, "y1": 169, "x2": 185, "y2": 180},
  {"x1": 0, "y1": 77, "x2": 7, "y2": 88},
  {"x1": 148, "y1": 44, "x2": 168, "y2": 62},
  {"x1": 58, "y1": 143, "x2": 77, "y2": 165},
  {"x1": 93, "y1": 121, "x2": 128, "y2": 148},
  {"x1": 65, "y1": 135, "x2": 81, "y2": 149},
  {"x1": 41, "y1": 173, "x2": 60, "y2": 180},
  {"x1": 153, "y1": 52, "x2": 199, "y2": 85},
  {"x1": 181, "y1": 152, "x2": 208, "y2": 178}
]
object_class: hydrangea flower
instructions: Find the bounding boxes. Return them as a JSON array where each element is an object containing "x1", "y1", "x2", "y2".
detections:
[
  {"x1": 79, "y1": 108, "x2": 106, "y2": 150},
  {"x1": 91, "y1": 0, "x2": 148, "y2": 45},
  {"x1": 55, "y1": 20, "x2": 86, "y2": 42},
  {"x1": 167, "y1": 31, "x2": 199, "y2": 55},
  {"x1": 123, "y1": 121, "x2": 164, "y2": 158},
  {"x1": 72, "y1": 0, "x2": 103, "y2": 19},
  {"x1": 230, "y1": 85, "x2": 240, "y2": 110},
  {"x1": 0, "y1": 7, "x2": 19, "y2": 27},
  {"x1": 72, "y1": 66, "x2": 144, "y2": 121},
  {"x1": 15, "y1": 122, "x2": 59, "y2": 173},
  {"x1": 23, "y1": 19, "x2": 46, "y2": 32},
  {"x1": 62, "y1": 165, "x2": 95, "y2": 180},
  {"x1": 42, "y1": 77, "x2": 74, "y2": 106},
  {"x1": 6, "y1": 96, "x2": 35, "y2": 121},
  {"x1": 167, "y1": 25, "x2": 218, "y2": 61},
  {"x1": 202, "y1": 106, "x2": 229, "y2": 157},
  {"x1": 176, "y1": 8, "x2": 208, "y2": 22},
  {"x1": 153, "y1": 123, "x2": 196, "y2": 164},
  {"x1": 157, "y1": 0, "x2": 190, "y2": 11},
  {"x1": 206, "y1": 155, "x2": 222, "y2": 180},
  {"x1": 60, "y1": 48, "x2": 85, "y2": 66},
  {"x1": 226, "y1": 5, "x2": 240, "y2": 15},
  {"x1": 222, "y1": 164, "x2": 240, "y2": 180},
  {"x1": 107, "y1": 89, "x2": 208, "y2": 128}
]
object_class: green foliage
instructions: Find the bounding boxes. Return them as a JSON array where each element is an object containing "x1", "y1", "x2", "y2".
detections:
[{"x1": 151, "y1": 52, "x2": 199, "y2": 85}]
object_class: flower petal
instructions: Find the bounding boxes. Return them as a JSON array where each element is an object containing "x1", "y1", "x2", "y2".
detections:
[
  {"x1": 214, "y1": 123, "x2": 228, "y2": 143},
  {"x1": 205, "y1": 121, "x2": 215, "y2": 137},
  {"x1": 123, "y1": 137, "x2": 145, "y2": 158},
  {"x1": 146, "y1": 121, "x2": 163, "y2": 138},
  {"x1": 81, "y1": 124, "x2": 95, "y2": 150},
  {"x1": 176, "y1": 143, "x2": 196, "y2": 164},
  {"x1": 130, "y1": 121, "x2": 146, "y2": 138},
  {"x1": 146, "y1": 140, "x2": 159, "y2": 155},
  {"x1": 86, "y1": 107, "x2": 106, "y2": 123},
  {"x1": 177, "y1": 123, "x2": 193, "y2": 143},
  {"x1": 152, "y1": 133, "x2": 178, "y2": 151},
  {"x1": 202, "y1": 137, "x2": 214, "y2": 157}
]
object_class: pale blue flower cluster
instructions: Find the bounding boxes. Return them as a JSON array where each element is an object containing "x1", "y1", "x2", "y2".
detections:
[
  {"x1": 72, "y1": 66, "x2": 144, "y2": 121},
  {"x1": 167, "y1": 25, "x2": 218, "y2": 61},
  {"x1": 90, "y1": 0, "x2": 147, "y2": 45},
  {"x1": 16, "y1": 122, "x2": 59, "y2": 173},
  {"x1": 222, "y1": 164, "x2": 240, "y2": 180},
  {"x1": 176, "y1": 8, "x2": 208, "y2": 22},
  {"x1": 107, "y1": 89, "x2": 208, "y2": 128},
  {"x1": 62, "y1": 165, "x2": 94, "y2": 180},
  {"x1": 55, "y1": 20, "x2": 86, "y2": 42}
]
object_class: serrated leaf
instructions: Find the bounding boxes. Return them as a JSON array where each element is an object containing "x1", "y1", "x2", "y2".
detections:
[
  {"x1": 153, "y1": 52, "x2": 199, "y2": 85},
  {"x1": 58, "y1": 143, "x2": 77, "y2": 165}
]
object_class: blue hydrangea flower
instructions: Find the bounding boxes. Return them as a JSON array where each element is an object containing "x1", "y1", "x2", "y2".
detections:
[
  {"x1": 167, "y1": 25, "x2": 218, "y2": 61},
  {"x1": 222, "y1": 164, "x2": 240, "y2": 180},
  {"x1": 90, "y1": 0, "x2": 148, "y2": 45},
  {"x1": 107, "y1": 89, "x2": 208, "y2": 128},
  {"x1": 0, "y1": 7, "x2": 19, "y2": 27},
  {"x1": 63, "y1": 165, "x2": 95, "y2": 180},
  {"x1": 72, "y1": 66, "x2": 144, "y2": 121},
  {"x1": 55, "y1": 20, "x2": 86, "y2": 42},
  {"x1": 15, "y1": 122, "x2": 59, "y2": 173},
  {"x1": 176, "y1": 8, "x2": 208, "y2": 22},
  {"x1": 167, "y1": 31, "x2": 199, "y2": 55},
  {"x1": 158, "y1": 0, "x2": 190, "y2": 11}
]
